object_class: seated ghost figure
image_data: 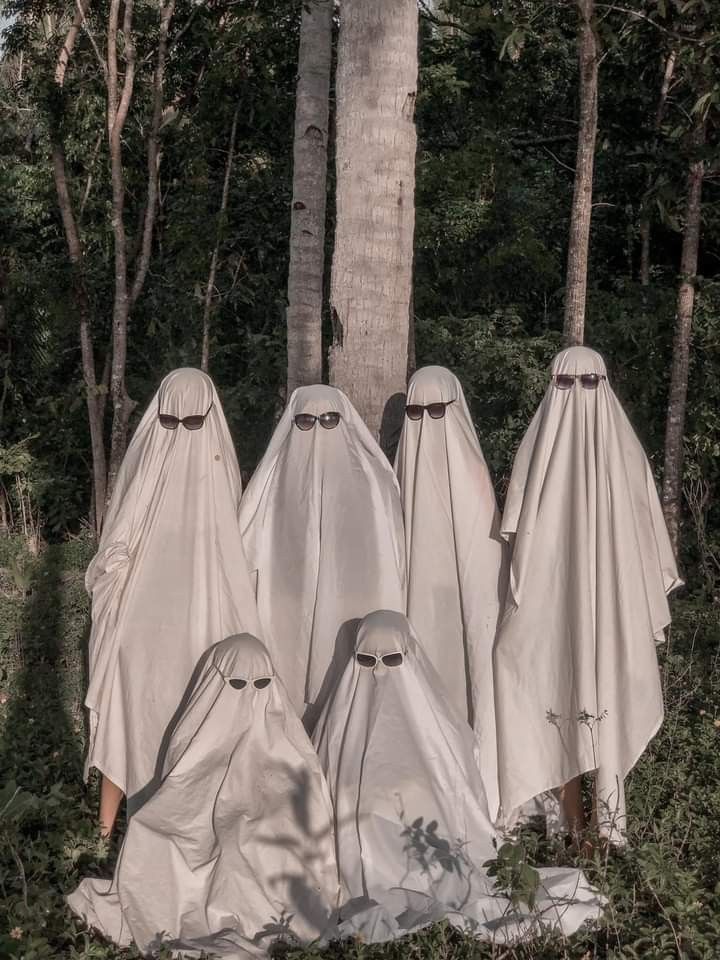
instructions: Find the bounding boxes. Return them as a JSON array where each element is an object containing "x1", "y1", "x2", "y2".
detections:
[
  {"x1": 68, "y1": 635, "x2": 340, "y2": 955},
  {"x1": 313, "y1": 611, "x2": 603, "y2": 945},
  {"x1": 494, "y1": 347, "x2": 681, "y2": 841},
  {"x1": 238, "y1": 385, "x2": 406, "y2": 725},
  {"x1": 84, "y1": 368, "x2": 261, "y2": 835},
  {"x1": 395, "y1": 365, "x2": 508, "y2": 815}
]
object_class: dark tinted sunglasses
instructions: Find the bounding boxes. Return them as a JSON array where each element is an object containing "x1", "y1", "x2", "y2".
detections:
[
  {"x1": 356, "y1": 652, "x2": 404, "y2": 668},
  {"x1": 159, "y1": 400, "x2": 213, "y2": 431},
  {"x1": 405, "y1": 400, "x2": 455, "y2": 421},
  {"x1": 553, "y1": 374, "x2": 606, "y2": 391},
  {"x1": 228, "y1": 677, "x2": 272, "y2": 690},
  {"x1": 293, "y1": 411, "x2": 341, "y2": 431}
]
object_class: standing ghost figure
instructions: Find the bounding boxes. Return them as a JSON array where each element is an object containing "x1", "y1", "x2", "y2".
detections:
[
  {"x1": 68, "y1": 635, "x2": 340, "y2": 956},
  {"x1": 395, "y1": 366, "x2": 507, "y2": 815},
  {"x1": 238, "y1": 385, "x2": 406, "y2": 724},
  {"x1": 84, "y1": 368, "x2": 261, "y2": 833},
  {"x1": 494, "y1": 346, "x2": 681, "y2": 840},
  {"x1": 312, "y1": 610, "x2": 603, "y2": 945}
]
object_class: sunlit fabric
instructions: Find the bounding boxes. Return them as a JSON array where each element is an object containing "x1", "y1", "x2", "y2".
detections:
[
  {"x1": 494, "y1": 346, "x2": 681, "y2": 840},
  {"x1": 238, "y1": 385, "x2": 406, "y2": 724},
  {"x1": 83, "y1": 368, "x2": 261, "y2": 802},
  {"x1": 395, "y1": 365, "x2": 507, "y2": 814},
  {"x1": 314, "y1": 611, "x2": 603, "y2": 943},
  {"x1": 68, "y1": 635, "x2": 340, "y2": 954}
]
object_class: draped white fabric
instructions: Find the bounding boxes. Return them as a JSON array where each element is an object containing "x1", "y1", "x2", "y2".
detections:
[
  {"x1": 395, "y1": 366, "x2": 507, "y2": 814},
  {"x1": 238, "y1": 385, "x2": 406, "y2": 722},
  {"x1": 313, "y1": 611, "x2": 603, "y2": 943},
  {"x1": 68, "y1": 635, "x2": 340, "y2": 955},
  {"x1": 494, "y1": 347, "x2": 681, "y2": 838},
  {"x1": 84, "y1": 368, "x2": 261, "y2": 801}
]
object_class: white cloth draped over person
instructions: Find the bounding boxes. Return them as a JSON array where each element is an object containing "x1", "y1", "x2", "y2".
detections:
[
  {"x1": 395, "y1": 365, "x2": 508, "y2": 816},
  {"x1": 238, "y1": 385, "x2": 406, "y2": 725},
  {"x1": 68, "y1": 635, "x2": 340, "y2": 956},
  {"x1": 313, "y1": 610, "x2": 603, "y2": 944},
  {"x1": 494, "y1": 346, "x2": 681, "y2": 841},
  {"x1": 83, "y1": 368, "x2": 261, "y2": 805}
]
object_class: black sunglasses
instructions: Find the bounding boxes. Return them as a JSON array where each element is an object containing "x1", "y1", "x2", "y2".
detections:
[
  {"x1": 293, "y1": 411, "x2": 341, "y2": 431},
  {"x1": 228, "y1": 677, "x2": 272, "y2": 690},
  {"x1": 159, "y1": 400, "x2": 214, "y2": 431},
  {"x1": 553, "y1": 374, "x2": 606, "y2": 391},
  {"x1": 405, "y1": 400, "x2": 455, "y2": 421},
  {"x1": 356, "y1": 652, "x2": 404, "y2": 668}
]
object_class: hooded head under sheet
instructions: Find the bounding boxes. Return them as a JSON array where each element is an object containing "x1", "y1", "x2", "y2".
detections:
[
  {"x1": 395, "y1": 366, "x2": 507, "y2": 812},
  {"x1": 68, "y1": 634, "x2": 340, "y2": 955},
  {"x1": 312, "y1": 610, "x2": 602, "y2": 943},
  {"x1": 84, "y1": 368, "x2": 261, "y2": 801},
  {"x1": 239, "y1": 385, "x2": 406, "y2": 721},
  {"x1": 494, "y1": 346, "x2": 681, "y2": 837}
]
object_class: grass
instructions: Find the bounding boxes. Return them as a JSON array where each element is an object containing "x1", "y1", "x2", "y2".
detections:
[{"x1": 1, "y1": 535, "x2": 720, "y2": 959}]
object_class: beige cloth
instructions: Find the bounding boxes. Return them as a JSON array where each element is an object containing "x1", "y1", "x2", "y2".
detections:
[
  {"x1": 395, "y1": 365, "x2": 507, "y2": 814},
  {"x1": 238, "y1": 385, "x2": 406, "y2": 721},
  {"x1": 68, "y1": 635, "x2": 340, "y2": 955},
  {"x1": 313, "y1": 610, "x2": 603, "y2": 944},
  {"x1": 494, "y1": 347, "x2": 681, "y2": 837},
  {"x1": 84, "y1": 368, "x2": 261, "y2": 801}
]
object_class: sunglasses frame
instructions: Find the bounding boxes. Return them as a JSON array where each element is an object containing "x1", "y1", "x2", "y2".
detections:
[
  {"x1": 552, "y1": 374, "x2": 606, "y2": 391},
  {"x1": 228, "y1": 677, "x2": 273, "y2": 690},
  {"x1": 405, "y1": 399, "x2": 456, "y2": 421},
  {"x1": 158, "y1": 400, "x2": 214, "y2": 431},
  {"x1": 293, "y1": 411, "x2": 342, "y2": 431},
  {"x1": 356, "y1": 651, "x2": 404, "y2": 668}
]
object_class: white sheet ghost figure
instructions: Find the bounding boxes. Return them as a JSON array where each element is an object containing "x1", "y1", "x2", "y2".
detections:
[
  {"x1": 313, "y1": 610, "x2": 604, "y2": 945},
  {"x1": 395, "y1": 365, "x2": 508, "y2": 815},
  {"x1": 238, "y1": 385, "x2": 406, "y2": 726},
  {"x1": 68, "y1": 634, "x2": 340, "y2": 958},
  {"x1": 84, "y1": 368, "x2": 261, "y2": 804},
  {"x1": 494, "y1": 346, "x2": 681, "y2": 842}
]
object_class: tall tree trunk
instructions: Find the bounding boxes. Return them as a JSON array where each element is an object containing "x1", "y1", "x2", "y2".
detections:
[
  {"x1": 563, "y1": 0, "x2": 598, "y2": 347},
  {"x1": 328, "y1": 0, "x2": 417, "y2": 446},
  {"x1": 286, "y1": 0, "x2": 333, "y2": 392},
  {"x1": 662, "y1": 120, "x2": 706, "y2": 556},
  {"x1": 639, "y1": 48, "x2": 676, "y2": 287}
]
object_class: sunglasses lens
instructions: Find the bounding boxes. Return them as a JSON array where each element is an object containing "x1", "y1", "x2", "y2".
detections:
[
  {"x1": 253, "y1": 677, "x2": 272, "y2": 689},
  {"x1": 182, "y1": 415, "x2": 206, "y2": 430},
  {"x1": 381, "y1": 653, "x2": 403, "y2": 667},
  {"x1": 405, "y1": 405, "x2": 424, "y2": 421},
  {"x1": 554, "y1": 375, "x2": 574, "y2": 390},
  {"x1": 294, "y1": 414, "x2": 316, "y2": 431},
  {"x1": 356, "y1": 653, "x2": 377, "y2": 668},
  {"x1": 426, "y1": 402, "x2": 447, "y2": 420},
  {"x1": 159, "y1": 414, "x2": 180, "y2": 430},
  {"x1": 580, "y1": 374, "x2": 601, "y2": 389},
  {"x1": 319, "y1": 412, "x2": 341, "y2": 430},
  {"x1": 229, "y1": 678, "x2": 247, "y2": 690}
]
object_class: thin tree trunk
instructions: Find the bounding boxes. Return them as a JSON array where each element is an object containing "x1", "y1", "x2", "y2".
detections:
[
  {"x1": 286, "y1": 0, "x2": 333, "y2": 393},
  {"x1": 662, "y1": 120, "x2": 706, "y2": 556},
  {"x1": 328, "y1": 0, "x2": 417, "y2": 446},
  {"x1": 639, "y1": 48, "x2": 676, "y2": 287},
  {"x1": 563, "y1": 0, "x2": 598, "y2": 347},
  {"x1": 201, "y1": 104, "x2": 240, "y2": 373}
]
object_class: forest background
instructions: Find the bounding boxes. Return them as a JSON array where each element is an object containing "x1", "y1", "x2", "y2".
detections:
[{"x1": 1, "y1": 0, "x2": 720, "y2": 958}]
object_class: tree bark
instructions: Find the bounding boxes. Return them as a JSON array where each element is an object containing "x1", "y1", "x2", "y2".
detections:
[
  {"x1": 662, "y1": 119, "x2": 706, "y2": 557},
  {"x1": 562, "y1": 0, "x2": 598, "y2": 347},
  {"x1": 639, "y1": 48, "x2": 676, "y2": 287},
  {"x1": 286, "y1": 0, "x2": 333, "y2": 393},
  {"x1": 201, "y1": 104, "x2": 239, "y2": 373},
  {"x1": 328, "y1": 0, "x2": 417, "y2": 446}
]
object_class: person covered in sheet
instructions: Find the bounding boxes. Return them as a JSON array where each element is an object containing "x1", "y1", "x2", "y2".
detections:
[
  {"x1": 312, "y1": 610, "x2": 603, "y2": 945},
  {"x1": 83, "y1": 368, "x2": 261, "y2": 836},
  {"x1": 494, "y1": 346, "x2": 681, "y2": 842},
  {"x1": 239, "y1": 384, "x2": 406, "y2": 728},
  {"x1": 395, "y1": 365, "x2": 507, "y2": 815},
  {"x1": 68, "y1": 634, "x2": 340, "y2": 955}
]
